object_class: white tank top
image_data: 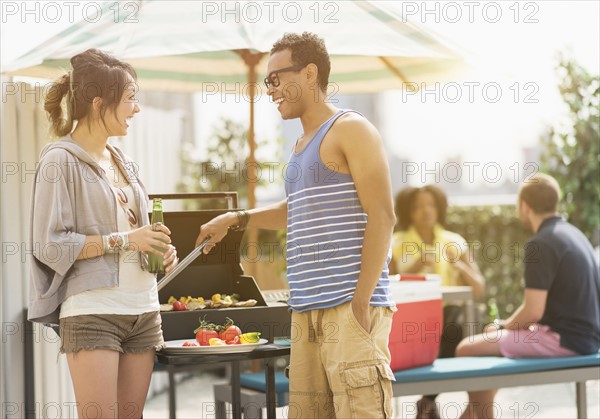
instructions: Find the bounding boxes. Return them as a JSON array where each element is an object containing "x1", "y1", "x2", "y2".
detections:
[{"x1": 60, "y1": 184, "x2": 159, "y2": 318}]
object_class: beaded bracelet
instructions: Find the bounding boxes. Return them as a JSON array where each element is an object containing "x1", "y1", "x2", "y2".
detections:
[{"x1": 103, "y1": 232, "x2": 129, "y2": 253}]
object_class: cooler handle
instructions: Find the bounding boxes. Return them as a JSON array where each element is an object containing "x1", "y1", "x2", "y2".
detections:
[{"x1": 399, "y1": 274, "x2": 427, "y2": 281}]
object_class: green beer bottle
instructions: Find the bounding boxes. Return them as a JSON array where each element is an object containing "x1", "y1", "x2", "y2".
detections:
[
  {"x1": 148, "y1": 198, "x2": 165, "y2": 273},
  {"x1": 489, "y1": 299, "x2": 499, "y2": 324}
]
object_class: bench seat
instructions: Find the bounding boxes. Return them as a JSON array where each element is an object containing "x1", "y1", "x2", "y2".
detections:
[
  {"x1": 392, "y1": 353, "x2": 600, "y2": 419},
  {"x1": 393, "y1": 353, "x2": 600, "y2": 383},
  {"x1": 239, "y1": 371, "x2": 289, "y2": 406},
  {"x1": 213, "y1": 354, "x2": 600, "y2": 418}
]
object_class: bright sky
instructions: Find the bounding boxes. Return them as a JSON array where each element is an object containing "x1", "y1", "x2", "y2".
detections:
[
  {"x1": 380, "y1": 1, "x2": 599, "y2": 179},
  {"x1": 2, "y1": 1, "x2": 599, "y2": 195}
]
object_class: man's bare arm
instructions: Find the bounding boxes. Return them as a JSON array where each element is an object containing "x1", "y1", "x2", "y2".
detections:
[
  {"x1": 194, "y1": 199, "x2": 287, "y2": 250},
  {"x1": 501, "y1": 288, "x2": 548, "y2": 330},
  {"x1": 336, "y1": 115, "x2": 395, "y2": 331}
]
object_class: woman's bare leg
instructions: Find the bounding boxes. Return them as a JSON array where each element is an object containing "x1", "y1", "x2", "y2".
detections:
[
  {"x1": 66, "y1": 350, "x2": 119, "y2": 419},
  {"x1": 117, "y1": 350, "x2": 156, "y2": 418}
]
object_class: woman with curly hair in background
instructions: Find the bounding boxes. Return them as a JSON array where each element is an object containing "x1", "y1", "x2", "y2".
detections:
[{"x1": 391, "y1": 185, "x2": 485, "y2": 419}]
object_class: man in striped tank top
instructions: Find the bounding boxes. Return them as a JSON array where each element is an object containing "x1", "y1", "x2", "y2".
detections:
[{"x1": 196, "y1": 32, "x2": 397, "y2": 418}]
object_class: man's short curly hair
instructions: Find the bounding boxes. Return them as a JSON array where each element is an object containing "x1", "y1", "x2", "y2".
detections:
[{"x1": 271, "y1": 32, "x2": 331, "y2": 92}]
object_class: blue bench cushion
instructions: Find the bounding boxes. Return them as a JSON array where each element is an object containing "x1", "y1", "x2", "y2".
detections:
[
  {"x1": 239, "y1": 371, "x2": 289, "y2": 394},
  {"x1": 238, "y1": 354, "x2": 600, "y2": 393},
  {"x1": 393, "y1": 353, "x2": 600, "y2": 383}
]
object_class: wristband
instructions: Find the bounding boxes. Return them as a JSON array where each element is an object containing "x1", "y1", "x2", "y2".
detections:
[
  {"x1": 229, "y1": 210, "x2": 249, "y2": 231},
  {"x1": 120, "y1": 232, "x2": 129, "y2": 251},
  {"x1": 102, "y1": 234, "x2": 111, "y2": 253}
]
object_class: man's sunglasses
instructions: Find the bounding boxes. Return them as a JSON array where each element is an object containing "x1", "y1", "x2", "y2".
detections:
[{"x1": 264, "y1": 65, "x2": 306, "y2": 89}]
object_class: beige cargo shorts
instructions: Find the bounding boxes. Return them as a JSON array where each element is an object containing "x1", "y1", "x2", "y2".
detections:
[{"x1": 288, "y1": 302, "x2": 397, "y2": 418}]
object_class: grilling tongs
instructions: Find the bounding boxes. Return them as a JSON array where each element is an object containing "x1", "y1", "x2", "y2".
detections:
[{"x1": 156, "y1": 237, "x2": 212, "y2": 292}]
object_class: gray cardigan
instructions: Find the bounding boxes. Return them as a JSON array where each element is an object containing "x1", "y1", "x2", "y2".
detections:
[{"x1": 28, "y1": 136, "x2": 151, "y2": 325}]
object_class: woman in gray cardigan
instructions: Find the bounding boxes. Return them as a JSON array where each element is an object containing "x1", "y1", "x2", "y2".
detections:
[{"x1": 29, "y1": 49, "x2": 178, "y2": 419}]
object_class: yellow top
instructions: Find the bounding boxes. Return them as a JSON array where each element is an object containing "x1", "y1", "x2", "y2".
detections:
[{"x1": 391, "y1": 224, "x2": 468, "y2": 286}]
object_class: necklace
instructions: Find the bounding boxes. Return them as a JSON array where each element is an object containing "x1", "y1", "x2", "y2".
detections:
[{"x1": 111, "y1": 185, "x2": 139, "y2": 228}]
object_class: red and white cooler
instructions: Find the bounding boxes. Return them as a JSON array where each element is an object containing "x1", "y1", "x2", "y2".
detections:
[{"x1": 387, "y1": 274, "x2": 443, "y2": 371}]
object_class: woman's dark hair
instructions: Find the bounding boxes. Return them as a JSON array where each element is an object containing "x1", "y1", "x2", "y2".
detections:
[
  {"x1": 271, "y1": 32, "x2": 331, "y2": 93},
  {"x1": 44, "y1": 48, "x2": 137, "y2": 137},
  {"x1": 395, "y1": 185, "x2": 448, "y2": 230}
]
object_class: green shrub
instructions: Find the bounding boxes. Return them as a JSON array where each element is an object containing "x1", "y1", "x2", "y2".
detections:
[
  {"x1": 447, "y1": 205, "x2": 530, "y2": 318},
  {"x1": 541, "y1": 56, "x2": 599, "y2": 245},
  {"x1": 177, "y1": 118, "x2": 284, "y2": 254}
]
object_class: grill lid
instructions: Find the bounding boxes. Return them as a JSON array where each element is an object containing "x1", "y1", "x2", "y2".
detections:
[{"x1": 156, "y1": 209, "x2": 266, "y2": 306}]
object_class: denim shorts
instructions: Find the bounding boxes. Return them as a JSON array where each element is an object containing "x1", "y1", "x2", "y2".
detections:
[{"x1": 59, "y1": 311, "x2": 165, "y2": 354}]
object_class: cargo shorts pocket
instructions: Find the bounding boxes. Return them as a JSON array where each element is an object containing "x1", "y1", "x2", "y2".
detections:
[{"x1": 341, "y1": 362, "x2": 395, "y2": 418}]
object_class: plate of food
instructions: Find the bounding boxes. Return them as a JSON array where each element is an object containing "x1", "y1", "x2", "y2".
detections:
[
  {"x1": 161, "y1": 338, "x2": 268, "y2": 354},
  {"x1": 159, "y1": 318, "x2": 267, "y2": 354}
]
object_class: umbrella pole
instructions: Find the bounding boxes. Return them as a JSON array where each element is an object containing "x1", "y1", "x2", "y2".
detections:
[
  {"x1": 247, "y1": 59, "x2": 258, "y2": 274},
  {"x1": 248, "y1": 65, "x2": 257, "y2": 211},
  {"x1": 236, "y1": 50, "x2": 266, "y2": 275}
]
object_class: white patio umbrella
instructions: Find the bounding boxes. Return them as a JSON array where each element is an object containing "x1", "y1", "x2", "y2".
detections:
[{"x1": 3, "y1": 0, "x2": 468, "y2": 211}]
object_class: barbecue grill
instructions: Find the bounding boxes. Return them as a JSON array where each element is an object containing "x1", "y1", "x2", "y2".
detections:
[{"x1": 150, "y1": 193, "x2": 291, "y2": 343}]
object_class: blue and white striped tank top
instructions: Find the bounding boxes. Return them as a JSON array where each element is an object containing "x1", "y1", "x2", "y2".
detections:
[{"x1": 284, "y1": 110, "x2": 394, "y2": 312}]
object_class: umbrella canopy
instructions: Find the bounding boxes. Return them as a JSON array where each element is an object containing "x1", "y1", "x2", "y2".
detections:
[
  {"x1": 3, "y1": 0, "x2": 467, "y2": 93},
  {"x1": 3, "y1": 0, "x2": 468, "y2": 215}
]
